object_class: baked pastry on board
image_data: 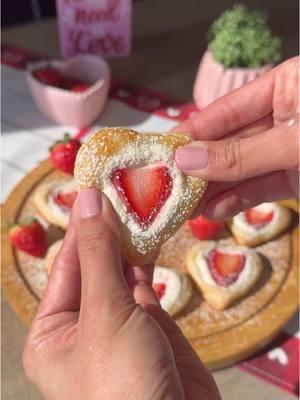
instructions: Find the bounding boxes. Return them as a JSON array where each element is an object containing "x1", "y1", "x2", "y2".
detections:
[
  {"x1": 186, "y1": 242, "x2": 263, "y2": 310},
  {"x1": 229, "y1": 203, "x2": 292, "y2": 246},
  {"x1": 157, "y1": 221, "x2": 292, "y2": 339},
  {"x1": 34, "y1": 178, "x2": 76, "y2": 229},
  {"x1": 153, "y1": 266, "x2": 193, "y2": 316},
  {"x1": 74, "y1": 128, "x2": 207, "y2": 265}
]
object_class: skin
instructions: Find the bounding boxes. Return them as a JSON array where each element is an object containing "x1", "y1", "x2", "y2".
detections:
[
  {"x1": 174, "y1": 56, "x2": 299, "y2": 220},
  {"x1": 23, "y1": 192, "x2": 221, "y2": 400}
]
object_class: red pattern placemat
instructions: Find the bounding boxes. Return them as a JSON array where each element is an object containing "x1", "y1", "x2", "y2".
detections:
[{"x1": 1, "y1": 42, "x2": 299, "y2": 397}]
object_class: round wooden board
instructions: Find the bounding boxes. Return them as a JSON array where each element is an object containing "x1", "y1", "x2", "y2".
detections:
[{"x1": 2, "y1": 160, "x2": 299, "y2": 370}]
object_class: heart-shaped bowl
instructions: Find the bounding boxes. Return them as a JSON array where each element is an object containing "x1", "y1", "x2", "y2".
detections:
[{"x1": 26, "y1": 54, "x2": 110, "y2": 128}]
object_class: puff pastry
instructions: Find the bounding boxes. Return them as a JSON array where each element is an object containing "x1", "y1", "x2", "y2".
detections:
[
  {"x1": 34, "y1": 179, "x2": 76, "y2": 229},
  {"x1": 230, "y1": 203, "x2": 292, "y2": 246},
  {"x1": 74, "y1": 128, "x2": 207, "y2": 265},
  {"x1": 186, "y1": 241, "x2": 263, "y2": 310},
  {"x1": 153, "y1": 266, "x2": 193, "y2": 316}
]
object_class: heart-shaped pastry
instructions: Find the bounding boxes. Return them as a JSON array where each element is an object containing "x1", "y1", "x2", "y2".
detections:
[
  {"x1": 186, "y1": 241, "x2": 263, "y2": 310},
  {"x1": 34, "y1": 178, "x2": 77, "y2": 229},
  {"x1": 230, "y1": 203, "x2": 292, "y2": 246},
  {"x1": 74, "y1": 128, "x2": 207, "y2": 264},
  {"x1": 153, "y1": 266, "x2": 193, "y2": 316}
]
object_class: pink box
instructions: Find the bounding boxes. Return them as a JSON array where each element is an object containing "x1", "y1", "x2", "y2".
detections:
[{"x1": 56, "y1": 0, "x2": 132, "y2": 59}]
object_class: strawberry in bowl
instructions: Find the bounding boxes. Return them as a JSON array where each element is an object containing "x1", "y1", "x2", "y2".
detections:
[
  {"x1": 26, "y1": 54, "x2": 110, "y2": 128},
  {"x1": 33, "y1": 67, "x2": 91, "y2": 93},
  {"x1": 33, "y1": 67, "x2": 62, "y2": 87}
]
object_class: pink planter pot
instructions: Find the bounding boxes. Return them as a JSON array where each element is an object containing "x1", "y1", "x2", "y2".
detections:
[
  {"x1": 26, "y1": 55, "x2": 110, "y2": 129},
  {"x1": 193, "y1": 51, "x2": 273, "y2": 109}
]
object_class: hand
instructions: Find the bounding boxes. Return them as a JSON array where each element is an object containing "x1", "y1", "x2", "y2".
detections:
[
  {"x1": 23, "y1": 189, "x2": 220, "y2": 400},
  {"x1": 174, "y1": 56, "x2": 299, "y2": 220}
]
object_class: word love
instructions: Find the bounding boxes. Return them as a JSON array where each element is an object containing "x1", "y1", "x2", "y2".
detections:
[
  {"x1": 56, "y1": 0, "x2": 131, "y2": 58},
  {"x1": 69, "y1": 31, "x2": 125, "y2": 54}
]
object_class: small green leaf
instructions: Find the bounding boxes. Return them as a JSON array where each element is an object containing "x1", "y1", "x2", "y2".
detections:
[{"x1": 49, "y1": 133, "x2": 72, "y2": 151}]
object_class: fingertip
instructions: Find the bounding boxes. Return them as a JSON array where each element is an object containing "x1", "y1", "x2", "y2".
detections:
[
  {"x1": 175, "y1": 145, "x2": 208, "y2": 171},
  {"x1": 76, "y1": 188, "x2": 120, "y2": 240}
]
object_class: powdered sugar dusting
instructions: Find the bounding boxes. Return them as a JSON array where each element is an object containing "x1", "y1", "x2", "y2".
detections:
[
  {"x1": 47, "y1": 180, "x2": 76, "y2": 218},
  {"x1": 232, "y1": 202, "x2": 292, "y2": 243},
  {"x1": 153, "y1": 265, "x2": 193, "y2": 316}
]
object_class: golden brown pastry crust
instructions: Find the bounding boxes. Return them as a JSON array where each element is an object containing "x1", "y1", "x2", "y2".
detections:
[{"x1": 74, "y1": 128, "x2": 207, "y2": 265}]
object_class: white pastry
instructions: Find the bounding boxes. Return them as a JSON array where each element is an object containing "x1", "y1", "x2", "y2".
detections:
[
  {"x1": 153, "y1": 266, "x2": 193, "y2": 316},
  {"x1": 34, "y1": 179, "x2": 76, "y2": 229},
  {"x1": 186, "y1": 241, "x2": 263, "y2": 310},
  {"x1": 230, "y1": 203, "x2": 292, "y2": 246}
]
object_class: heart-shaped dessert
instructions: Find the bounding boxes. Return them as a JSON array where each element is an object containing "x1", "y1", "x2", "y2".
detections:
[
  {"x1": 74, "y1": 128, "x2": 207, "y2": 264},
  {"x1": 26, "y1": 55, "x2": 110, "y2": 128},
  {"x1": 186, "y1": 241, "x2": 263, "y2": 310},
  {"x1": 153, "y1": 266, "x2": 193, "y2": 316},
  {"x1": 230, "y1": 203, "x2": 292, "y2": 246},
  {"x1": 34, "y1": 178, "x2": 77, "y2": 229}
]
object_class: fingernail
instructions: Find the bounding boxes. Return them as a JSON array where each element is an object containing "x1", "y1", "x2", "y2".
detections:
[
  {"x1": 175, "y1": 146, "x2": 208, "y2": 170},
  {"x1": 78, "y1": 189, "x2": 102, "y2": 219}
]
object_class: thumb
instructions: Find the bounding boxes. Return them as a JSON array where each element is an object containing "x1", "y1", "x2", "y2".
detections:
[
  {"x1": 175, "y1": 117, "x2": 299, "y2": 182},
  {"x1": 76, "y1": 189, "x2": 134, "y2": 329}
]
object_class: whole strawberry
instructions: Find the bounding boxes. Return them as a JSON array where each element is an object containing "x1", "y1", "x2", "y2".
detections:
[
  {"x1": 188, "y1": 215, "x2": 224, "y2": 240},
  {"x1": 50, "y1": 134, "x2": 81, "y2": 175},
  {"x1": 33, "y1": 67, "x2": 62, "y2": 87},
  {"x1": 70, "y1": 83, "x2": 90, "y2": 93},
  {"x1": 9, "y1": 218, "x2": 47, "y2": 257}
]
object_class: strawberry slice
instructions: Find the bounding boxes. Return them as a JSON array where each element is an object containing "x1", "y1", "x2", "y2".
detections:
[
  {"x1": 54, "y1": 191, "x2": 77, "y2": 208},
  {"x1": 208, "y1": 249, "x2": 245, "y2": 287},
  {"x1": 9, "y1": 218, "x2": 47, "y2": 257},
  {"x1": 111, "y1": 165, "x2": 172, "y2": 228},
  {"x1": 246, "y1": 208, "x2": 274, "y2": 227},
  {"x1": 153, "y1": 283, "x2": 166, "y2": 300}
]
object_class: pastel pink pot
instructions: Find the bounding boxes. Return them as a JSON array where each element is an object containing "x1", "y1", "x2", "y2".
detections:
[
  {"x1": 26, "y1": 54, "x2": 110, "y2": 128},
  {"x1": 193, "y1": 51, "x2": 273, "y2": 109}
]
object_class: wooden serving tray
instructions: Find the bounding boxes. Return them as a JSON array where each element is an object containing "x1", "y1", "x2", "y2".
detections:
[{"x1": 2, "y1": 160, "x2": 299, "y2": 370}]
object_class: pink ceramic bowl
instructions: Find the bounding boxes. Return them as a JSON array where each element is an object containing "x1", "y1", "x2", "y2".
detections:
[{"x1": 26, "y1": 54, "x2": 110, "y2": 128}]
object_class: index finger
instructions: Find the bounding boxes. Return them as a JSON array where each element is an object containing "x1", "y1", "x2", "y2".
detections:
[{"x1": 173, "y1": 65, "x2": 277, "y2": 140}]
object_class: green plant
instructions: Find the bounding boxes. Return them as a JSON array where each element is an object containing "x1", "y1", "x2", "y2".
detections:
[{"x1": 208, "y1": 4, "x2": 281, "y2": 68}]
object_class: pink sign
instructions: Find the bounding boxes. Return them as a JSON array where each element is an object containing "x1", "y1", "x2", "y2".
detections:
[{"x1": 56, "y1": 0, "x2": 132, "y2": 59}]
